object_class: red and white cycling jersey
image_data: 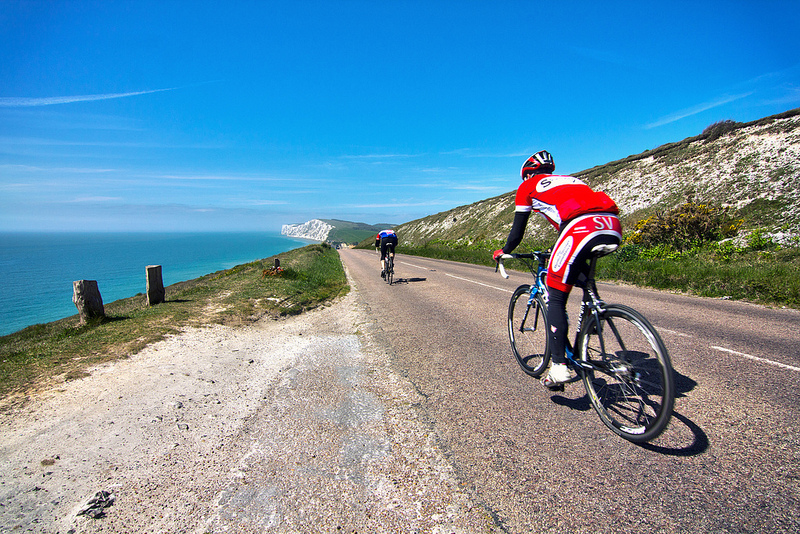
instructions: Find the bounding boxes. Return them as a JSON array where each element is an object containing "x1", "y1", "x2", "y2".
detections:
[{"x1": 514, "y1": 174, "x2": 618, "y2": 229}]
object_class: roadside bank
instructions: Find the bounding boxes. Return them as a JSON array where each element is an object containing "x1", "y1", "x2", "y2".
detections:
[{"x1": 0, "y1": 263, "x2": 496, "y2": 533}]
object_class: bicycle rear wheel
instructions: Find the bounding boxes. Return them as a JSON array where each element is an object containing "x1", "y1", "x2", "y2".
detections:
[
  {"x1": 508, "y1": 285, "x2": 550, "y2": 377},
  {"x1": 386, "y1": 255, "x2": 394, "y2": 285},
  {"x1": 580, "y1": 304, "x2": 675, "y2": 443}
]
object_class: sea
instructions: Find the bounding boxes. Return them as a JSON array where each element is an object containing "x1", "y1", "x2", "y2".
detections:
[{"x1": 0, "y1": 232, "x2": 312, "y2": 337}]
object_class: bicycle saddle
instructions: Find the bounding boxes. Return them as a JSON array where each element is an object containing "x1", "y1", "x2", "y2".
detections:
[{"x1": 591, "y1": 244, "x2": 618, "y2": 257}]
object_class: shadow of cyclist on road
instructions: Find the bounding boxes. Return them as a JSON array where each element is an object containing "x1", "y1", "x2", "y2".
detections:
[
  {"x1": 673, "y1": 369, "x2": 698, "y2": 398},
  {"x1": 391, "y1": 277, "x2": 427, "y2": 284},
  {"x1": 548, "y1": 368, "x2": 706, "y2": 455},
  {"x1": 549, "y1": 391, "x2": 592, "y2": 412}
]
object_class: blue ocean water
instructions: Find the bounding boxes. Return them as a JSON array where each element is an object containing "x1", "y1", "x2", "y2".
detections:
[{"x1": 0, "y1": 232, "x2": 311, "y2": 337}]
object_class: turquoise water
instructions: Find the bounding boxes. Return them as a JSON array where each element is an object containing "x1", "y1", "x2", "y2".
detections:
[{"x1": 0, "y1": 232, "x2": 311, "y2": 336}]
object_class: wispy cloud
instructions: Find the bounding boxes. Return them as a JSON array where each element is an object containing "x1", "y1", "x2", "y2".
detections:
[
  {"x1": 241, "y1": 199, "x2": 290, "y2": 206},
  {"x1": 0, "y1": 164, "x2": 117, "y2": 174},
  {"x1": 646, "y1": 92, "x2": 754, "y2": 129},
  {"x1": 339, "y1": 153, "x2": 419, "y2": 160},
  {"x1": 67, "y1": 196, "x2": 122, "y2": 203},
  {"x1": 154, "y1": 173, "x2": 302, "y2": 183},
  {"x1": 0, "y1": 87, "x2": 177, "y2": 107},
  {"x1": 760, "y1": 85, "x2": 800, "y2": 106},
  {"x1": 0, "y1": 135, "x2": 222, "y2": 150},
  {"x1": 439, "y1": 148, "x2": 530, "y2": 158},
  {"x1": 157, "y1": 173, "x2": 267, "y2": 182},
  {"x1": 345, "y1": 200, "x2": 447, "y2": 209},
  {"x1": 452, "y1": 184, "x2": 506, "y2": 192}
]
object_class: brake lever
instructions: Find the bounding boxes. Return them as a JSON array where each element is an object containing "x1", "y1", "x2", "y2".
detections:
[{"x1": 497, "y1": 256, "x2": 510, "y2": 279}]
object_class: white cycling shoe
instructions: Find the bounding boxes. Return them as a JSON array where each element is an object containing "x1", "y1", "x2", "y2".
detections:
[{"x1": 541, "y1": 363, "x2": 571, "y2": 390}]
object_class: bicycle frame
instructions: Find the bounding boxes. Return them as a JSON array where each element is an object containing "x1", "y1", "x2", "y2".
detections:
[
  {"x1": 499, "y1": 251, "x2": 611, "y2": 376},
  {"x1": 498, "y1": 246, "x2": 675, "y2": 442},
  {"x1": 385, "y1": 244, "x2": 395, "y2": 285}
]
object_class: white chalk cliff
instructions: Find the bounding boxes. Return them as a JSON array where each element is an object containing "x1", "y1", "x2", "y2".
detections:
[{"x1": 281, "y1": 219, "x2": 334, "y2": 241}]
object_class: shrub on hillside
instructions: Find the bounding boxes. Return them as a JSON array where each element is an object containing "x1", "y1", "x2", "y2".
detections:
[
  {"x1": 701, "y1": 119, "x2": 740, "y2": 142},
  {"x1": 745, "y1": 229, "x2": 778, "y2": 252},
  {"x1": 624, "y1": 201, "x2": 742, "y2": 251}
]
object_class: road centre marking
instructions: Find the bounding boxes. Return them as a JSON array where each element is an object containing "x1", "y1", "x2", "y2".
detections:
[
  {"x1": 398, "y1": 256, "x2": 799, "y2": 373},
  {"x1": 659, "y1": 328, "x2": 693, "y2": 338},
  {"x1": 399, "y1": 261, "x2": 431, "y2": 271},
  {"x1": 400, "y1": 257, "x2": 799, "y2": 373},
  {"x1": 399, "y1": 259, "x2": 510, "y2": 292},
  {"x1": 443, "y1": 273, "x2": 512, "y2": 293},
  {"x1": 712, "y1": 346, "x2": 800, "y2": 372}
]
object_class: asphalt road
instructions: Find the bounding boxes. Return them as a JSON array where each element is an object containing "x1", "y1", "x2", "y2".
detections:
[{"x1": 339, "y1": 248, "x2": 800, "y2": 533}]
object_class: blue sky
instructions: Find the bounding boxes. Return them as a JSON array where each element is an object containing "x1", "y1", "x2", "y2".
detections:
[{"x1": 2, "y1": 1, "x2": 799, "y2": 232}]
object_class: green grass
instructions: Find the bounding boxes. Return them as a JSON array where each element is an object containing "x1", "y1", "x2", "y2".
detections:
[
  {"x1": 0, "y1": 243, "x2": 348, "y2": 406},
  {"x1": 597, "y1": 246, "x2": 800, "y2": 307},
  {"x1": 386, "y1": 241, "x2": 800, "y2": 309},
  {"x1": 5, "y1": 232, "x2": 798, "y2": 408}
]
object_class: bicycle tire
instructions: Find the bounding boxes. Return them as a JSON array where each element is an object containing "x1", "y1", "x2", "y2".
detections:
[
  {"x1": 579, "y1": 304, "x2": 675, "y2": 443},
  {"x1": 386, "y1": 255, "x2": 394, "y2": 285},
  {"x1": 508, "y1": 284, "x2": 550, "y2": 377}
]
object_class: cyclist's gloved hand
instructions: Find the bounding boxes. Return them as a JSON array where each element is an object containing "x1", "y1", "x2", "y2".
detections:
[{"x1": 493, "y1": 249, "x2": 504, "y2": 262}]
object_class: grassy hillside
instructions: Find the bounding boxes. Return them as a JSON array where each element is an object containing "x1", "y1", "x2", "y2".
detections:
[
  {"x1": 576, "y1": 108, "x2": 800, "y2": 233},
  {"x1": 390, "y1": 108, "x2": 800, "y2": 249},
  {"x1": 361, "y1": 108, "x2": 800, "y2": 308}
]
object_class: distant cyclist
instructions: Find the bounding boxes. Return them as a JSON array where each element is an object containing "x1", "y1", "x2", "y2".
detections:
[
  {"x1": 493, "y1": 150, "x2": 622, "y2": 388},
  {"x1": 375, "y1": 229, "x2": 398, "y2": 279}
]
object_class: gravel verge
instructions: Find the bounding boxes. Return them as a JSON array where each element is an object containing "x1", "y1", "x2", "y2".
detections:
[{"x1": 0, "y1": 268, "x2": 497, "y2": 533}]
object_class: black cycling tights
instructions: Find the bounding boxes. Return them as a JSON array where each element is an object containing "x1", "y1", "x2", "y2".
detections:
[{"x1": 547, "y1": 287, "x2": 570, "y2": 366}]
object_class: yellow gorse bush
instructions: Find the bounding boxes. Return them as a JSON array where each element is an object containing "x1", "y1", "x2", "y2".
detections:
[{"x1": 624, "y1": 201, "x2": 742, "y2": 250}]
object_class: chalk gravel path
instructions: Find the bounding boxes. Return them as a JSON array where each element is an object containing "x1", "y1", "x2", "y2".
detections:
[{"x1": 0, "y1": 265, "x2": 497, "y2": 533}]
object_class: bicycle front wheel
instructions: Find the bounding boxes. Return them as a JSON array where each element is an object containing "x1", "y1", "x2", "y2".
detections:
[
  {"x1": 508, "y1": 285, "x2": 550, "y2": 377},
  {"x1": 580, "y1": 304, "x2": 675, "y2": 443}
]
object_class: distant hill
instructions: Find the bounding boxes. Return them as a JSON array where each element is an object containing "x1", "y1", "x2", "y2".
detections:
[
  {"x1": 282, "y1": 219, "x2": 396, "y2": 245},
  {"x1": 390, "y1": 108, "x2": 800, "y2": 248},
  {"x1": 324, "y1": 219, "x2": 396, "y2": 244}
]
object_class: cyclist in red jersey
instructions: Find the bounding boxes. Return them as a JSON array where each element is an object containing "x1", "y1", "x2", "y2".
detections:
[
  {"x1": 493, "y1": 151, "x2": 622, "y2": 388},
  {"x1": 375, "y1": 229, "x2": 398, "y2": 279}
]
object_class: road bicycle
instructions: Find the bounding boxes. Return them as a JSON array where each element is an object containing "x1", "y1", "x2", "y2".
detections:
[
  {"x1": 497, "y1": 246, "x2": 675, "y2": 443},
  {"x1": 385, "y1": 245, "x2": 395, "y2": 285}
]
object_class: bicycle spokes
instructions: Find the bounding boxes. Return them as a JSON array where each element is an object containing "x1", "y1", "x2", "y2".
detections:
[
  {"x1": 581, "y1": 306, "x2": 675, "y2": 443},
  {"x1": 508, "y1": 286, "x2": 550, "y2": 377}
]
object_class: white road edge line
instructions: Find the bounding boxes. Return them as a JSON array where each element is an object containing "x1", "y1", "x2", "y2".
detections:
[
  {"x1": 443, "y1": 273, "x2": 511, "y2": 293},
  {"x1": 711, "y1": 346, "x2": 800, "y2": 372}
]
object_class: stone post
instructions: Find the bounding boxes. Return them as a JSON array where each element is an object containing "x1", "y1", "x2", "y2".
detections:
[
  {"x1": 72, "y1": 280, "x2": 105, "y2": 324},
  {"x1": 146, "y1": 265, "x2": 165, "y2": 306}
]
